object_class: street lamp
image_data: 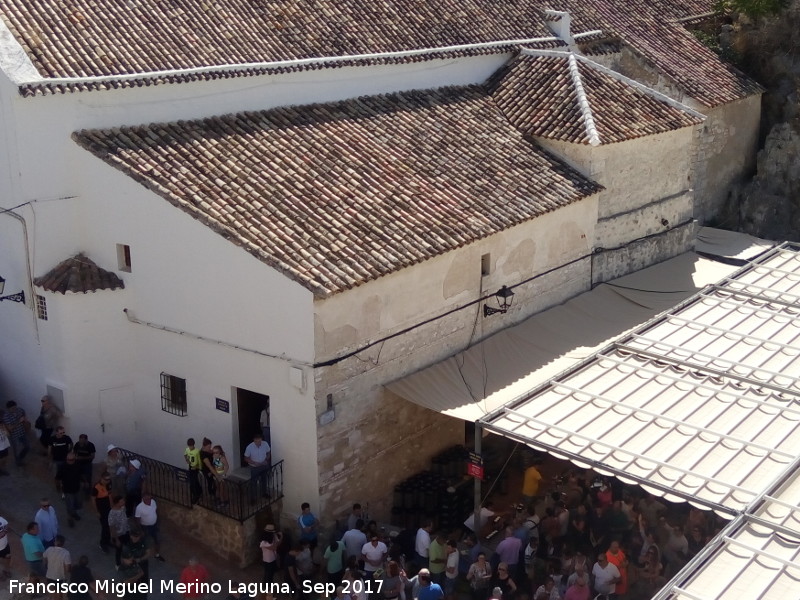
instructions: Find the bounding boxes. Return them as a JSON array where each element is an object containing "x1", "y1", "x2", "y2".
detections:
[
  {"x1": 0, "y1": 275, "x2": 25, "y2": 304},
  {"x1": 483, "y1": 285, "x2": 514, "y2": 317}
]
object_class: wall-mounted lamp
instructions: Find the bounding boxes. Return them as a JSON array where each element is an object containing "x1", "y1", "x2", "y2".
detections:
[
  {"x1": 0, "y1": 275, "x2": 25, "y2": 304},
  {"x1": 483, "y1": 285, "x2": 514, "y2": 317}
]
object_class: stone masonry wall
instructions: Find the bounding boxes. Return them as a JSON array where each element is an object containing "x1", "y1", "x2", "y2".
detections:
[
  {"x1": 602, "y1": 47, "x2": 762, "y2": 224},
  {"x1": 159, "y1": 499, "x2": 282, "y2": 567},
  {"x1": 690, "y1": 95, "x2": 761, "y2": 224},
  {"x1": 315, "y1": 386, "x2": 463, "y2": 527},
  {"x1": 591, "y1": 220, "x2": 698, "y2": 284}
]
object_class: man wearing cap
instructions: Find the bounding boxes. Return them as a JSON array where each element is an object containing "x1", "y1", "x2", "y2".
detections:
[
  {"x1": 125, "y1": 459, "x2": 146, "y2": 517},
  {"x1": 259, "y1": 524, "x2": 282, "y2": 585}
]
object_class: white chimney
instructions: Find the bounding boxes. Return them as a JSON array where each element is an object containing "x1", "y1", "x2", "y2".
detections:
[{"x1": 543, "y1": 10, "x2": 574, "y2": 46}]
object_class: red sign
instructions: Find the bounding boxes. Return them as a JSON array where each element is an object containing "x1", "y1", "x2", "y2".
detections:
[{"x1": 467, "y1": 463, "x2": 484, "y2": 479}]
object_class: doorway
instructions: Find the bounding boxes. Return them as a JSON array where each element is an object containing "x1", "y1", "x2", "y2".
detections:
[{"x1": 236, "y1": 388, "x2": 270, "y2": 468}]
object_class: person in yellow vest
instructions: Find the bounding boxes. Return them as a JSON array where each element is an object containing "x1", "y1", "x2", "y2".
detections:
[
  {"x1": 522, "y1": 464, "x2": 543, "y2": 507},
  {"x1": 184, "y1": 438, "x2": 202, "y2": 505}
]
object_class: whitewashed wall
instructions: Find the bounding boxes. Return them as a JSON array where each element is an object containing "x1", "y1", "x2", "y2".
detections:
[{"x1": 8, "y1": 141, "x2": 320, "y2": 511}]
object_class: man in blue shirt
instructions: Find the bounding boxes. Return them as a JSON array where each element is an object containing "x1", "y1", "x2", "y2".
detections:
[
  {"x1": 417, "y1": 570, "x2": 444, "y2": 600},
  {"x1": 22, "y1": 521, "x2": 45, "y2": 583},
  {"x1": 34, "y1": 498, "x2": 59, "y2": 548},
  {"x1": 298, "y1": 502, "x2": 319, "y2": 550}
]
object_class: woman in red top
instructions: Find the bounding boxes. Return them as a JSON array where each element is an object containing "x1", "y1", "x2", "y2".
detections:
[{"x1": 178, "y1": 557, "x2": 210, "y2": 599}]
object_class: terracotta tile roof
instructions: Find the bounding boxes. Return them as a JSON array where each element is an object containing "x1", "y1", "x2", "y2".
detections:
[
  {"x1": 0, "y1": 0, "x2": 596, "y2": 78},
  {"x1": 34, "y1": 253, "x2": 125, "y2": 294},
  {"x1": 586, "y1": 0, "x2": 762, "y2": 106},
  {"x1": 0, "y1": 0, "x2": 757, "y2": 106},
  {"x1": 489, "y1": 52, "x2": 703, "y2": 145},
  {"x1": 73, "y1": 86, "x2": 601, "y2": 297}
]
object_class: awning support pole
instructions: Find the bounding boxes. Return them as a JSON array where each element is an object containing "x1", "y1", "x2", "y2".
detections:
[{"x1": 474, "y1": 421, "x2": 482, "y2": 531}]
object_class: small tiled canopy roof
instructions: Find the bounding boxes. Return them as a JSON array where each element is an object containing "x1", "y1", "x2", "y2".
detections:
[
  {"x1": 34, "y1": 253, "x2": 125, "y2": 294},
  {"x1": 489, "y1": 53, "x2": 703, "y2": 145},
  {"x1": 73, "y1": 85, "x2": 601, "y2": 297}
]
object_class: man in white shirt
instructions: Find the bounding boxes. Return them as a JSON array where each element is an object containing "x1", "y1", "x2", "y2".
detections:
[
  {"x1": 591, "y1": 553, "x2": 620, "y2": 597},
  {"x1": 244, "y1": 433, "x2": 271, "y2": 501},
  {"x1": 0, "y1": 515, "x2": 10, "y2": 579},
  {"x1": 361, "y1": 535, "x2": 388, "y2": 576},
  {"x1": 135, "y1": 493, "x2": 165, "y2": 561},
  {"x1": 342, "y1": 519, "x2": 367, "y2": 564},
  {"x1": 415, "y1": 519, "x2": 433, "y2": 568},
  {"x1": 444, "y1": 540, "x2": 459, "y2": 598},
  {"x1": 43, "y1": 534, "x2": 71, "y2": 584}
]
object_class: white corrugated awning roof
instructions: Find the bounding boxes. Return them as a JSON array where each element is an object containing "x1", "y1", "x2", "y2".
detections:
[
  {"x1": 387, "y1": 228, "x2": 772, "y2": 421},
  {"x1": 480, "y1": 244, "x2": 800, "y2": 515},
  {"x1": 656, "y1": 456, "x2": 800, "y2": 600},
  {"x1": 476, "y1": 242, "x2": 800, "y2": 600}
]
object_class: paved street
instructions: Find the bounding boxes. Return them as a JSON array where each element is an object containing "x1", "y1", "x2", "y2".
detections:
[{"x1": 1, "y1": 448, "x2": 263, "y2": 599}]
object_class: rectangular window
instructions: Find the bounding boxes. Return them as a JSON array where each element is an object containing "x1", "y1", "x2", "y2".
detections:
[
  {"x1": 481, "y1": 253, "x2": 492, "y2": 276},
  {"x1": 116, "y1": 244, "x2": 132, "y2": 272},
  {"x1": 35, "y1": 294, "x2": 48, "y2": 320},
  {"x1": 160, "y1": 373, "x2": 187, "y2": 416}
]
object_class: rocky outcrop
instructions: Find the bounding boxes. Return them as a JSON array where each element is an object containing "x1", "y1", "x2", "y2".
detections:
[{"x1": 738, "y1": 121, "x2": 800, "y2": 239}]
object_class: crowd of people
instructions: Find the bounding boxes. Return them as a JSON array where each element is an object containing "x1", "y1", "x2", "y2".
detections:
[
  {"x1": 1, "y1": 396, "x2": 723, "y2": 600},
  {"x1": 248, "y1": 466, "x2": 723, "y2": 600}
]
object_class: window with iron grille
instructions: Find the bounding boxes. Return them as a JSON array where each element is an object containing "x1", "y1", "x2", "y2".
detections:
[
  {"x1": 35, "y1": 294, "x2": 48, "y2": 320},
  {"x1": 160, "y1": 373, "x2": 187, "y2": 416}
]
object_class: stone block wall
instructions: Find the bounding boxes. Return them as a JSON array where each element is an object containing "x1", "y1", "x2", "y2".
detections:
[
  {"x1": 690, "y1": 95, "x2": 761, "y2": 223},
  {"x1": 159, "y1": 499, "x2": 282, "y2": 567},
  {"x1": 591, "y1": 220, "x2": 697, "y2": 284},
  {"x1": 315, "y1": 386, "x2": 463, "y2": 525}
]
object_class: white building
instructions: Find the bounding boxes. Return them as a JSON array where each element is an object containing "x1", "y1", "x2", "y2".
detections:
[{"x1": 0, "y1": 0, "x2": 762, "y2": 529}]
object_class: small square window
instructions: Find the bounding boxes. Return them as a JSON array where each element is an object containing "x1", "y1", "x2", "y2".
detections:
[
  {"x1": 160, "y1": 373, "x2": 187, "y2": 416},
  {"x1": 35, "y1": 294, "x2": 48, "y2": 320},
  {"x1": 116, "y1": 244, "x2": 132, "y2": 272}
]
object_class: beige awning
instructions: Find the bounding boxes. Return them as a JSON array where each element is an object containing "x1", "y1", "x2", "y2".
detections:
[{"x1": 388, "y1": 248, "x2": 744, "y2": 421}]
